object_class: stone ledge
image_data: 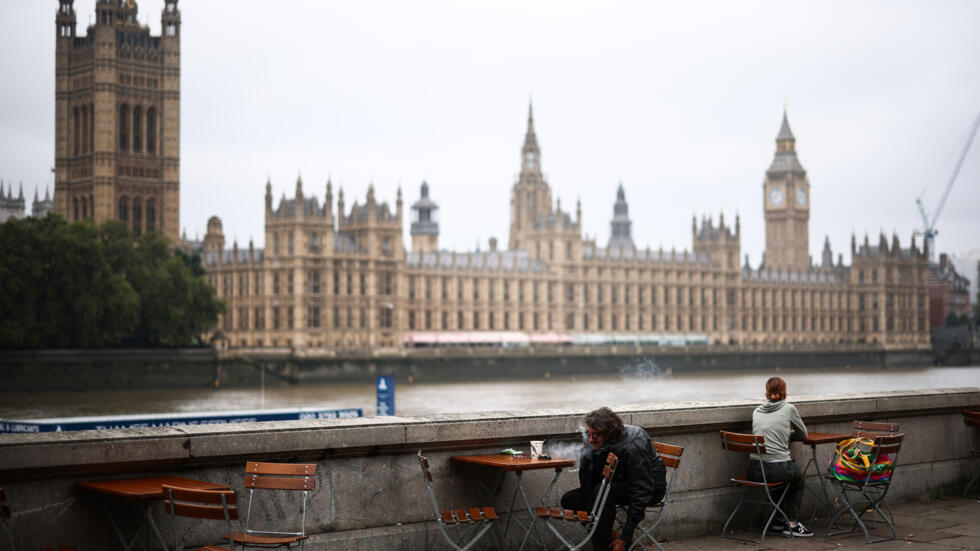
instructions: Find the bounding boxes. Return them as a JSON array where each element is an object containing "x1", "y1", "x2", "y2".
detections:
[{"x1": 1, "y1": 388, "x2": 977, "y2": 476}]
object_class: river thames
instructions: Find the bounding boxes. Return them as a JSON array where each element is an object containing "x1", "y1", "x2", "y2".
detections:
[{"x1": 2, "y1": 364, "x2": 978, "y2": 420}]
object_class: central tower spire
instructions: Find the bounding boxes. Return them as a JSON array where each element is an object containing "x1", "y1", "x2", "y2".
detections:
[
  {"x1": 520, "y1": 102, "x2": 541, "y2": 180},
  {"x1": 509, "y1": 102, "x2": 553, "y2": 251}
]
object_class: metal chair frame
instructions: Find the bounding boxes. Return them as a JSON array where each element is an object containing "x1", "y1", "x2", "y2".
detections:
[
  {"x1": 1, "y1": 487, "x2": 14, "y2": 551},
  {"x1": 0, "y1": 486, "x2": 77, "y2": 551},
  {"x1": 417, "y1": 451, "x2": 498, "y2": 551},
  {"x1": 236, "y1": 462, "x2": 316, "y2": 550},
  {"x1": 617, "y1": 442, "x2": 683, "y2": 551},
  {"x1": 162, "y1": 484, "x2": 240, "y2": 551},
  {"x1": 536, "y1": 451, "x2": 619, "y2": 551},
  {"x1": 963, "y1": 411, "x2": 980, "y2": 497},
  {"x1": 826, "y1": 433, "x2": 904, "y2": 544},
  {"x1": 719, "y1": 431, "x2": 790, "y2": 545}
]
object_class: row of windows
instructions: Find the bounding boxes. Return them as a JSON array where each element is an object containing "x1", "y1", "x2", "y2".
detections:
[
  {"x1": 401, "y1": 309, "x2": 920, "y2": 334},
  {"x1": 270, "y1": 232, "x2": 395, "y2": 257},
  {"x1": 71, "y1": 103, "x2": 94, "y2": 156},
  {"x1": 402, "y1": 276, "x2": 901, "y2": 311},
  {"x1": 116, "y1": 195, "x2": 155, "y2": 236},
  {"x1": 71, "y1": 193, "x2": 94, "y2": 221},
  {"x1": 118, "y1": 104, "x2": 158, "y2": 154},
  {"x1": 216, "y1": 270, "x2": 396, "y2": 298},
  {"x1": 225, "y1": 306, "x2": 394, "y2": 331},
  {"x1": 222, "y1": 304, "x2": 923, "y2": 337}
]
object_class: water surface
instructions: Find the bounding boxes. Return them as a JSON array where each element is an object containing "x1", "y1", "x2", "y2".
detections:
[{"x1": 2, "y1": 365, "x2": 977, "y2": 420}]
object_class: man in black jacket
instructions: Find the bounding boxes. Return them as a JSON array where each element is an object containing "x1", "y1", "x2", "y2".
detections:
[{"x1": 561, "y1": 407, "x2": 667, "y2": 551}]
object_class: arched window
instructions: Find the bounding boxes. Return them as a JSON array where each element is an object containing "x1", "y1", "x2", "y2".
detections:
[
  {"x1": 73, "y1": 197, "x2": 79, "y2": 220},
  {"x1": 89, "y1": 103, "x2": 94, "y2": 152},
  {"x1": 119, "y1": 104, "x2": 128, "y2": 150},
  {"x1": 80, "y1": 196, "x2": 87, "y2": 218},
  {"x1": 132, "y1": 197, "x2": 142, "y2": 236},
  {"x1": 146, "y1": 197, "x2": 155, "y2": 232},
  {"x1": 132, "y1": 106, "x2": 142, "y2": 152},
  {"x1": 73, "y1": 107, "x2": 80, "y2": 156},
  {"x1": 146, "y1": 107, "x2": 156, "y2": 154},
  {"x1": 118, "y1": 195, "x2": 128, "y2": 222},
  {"x1": 81, "y1": 105, "x2": 88, "y2": 154}
]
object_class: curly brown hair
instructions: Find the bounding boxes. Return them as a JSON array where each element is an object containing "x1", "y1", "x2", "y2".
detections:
[{"x1": 583, "y1": 407, "x2": 624, "y2": 444}]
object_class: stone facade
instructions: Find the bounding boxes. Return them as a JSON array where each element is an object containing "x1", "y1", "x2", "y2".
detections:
[
  {"x1": 202, "y1": 108, "x2": 931, "y2": 350},
  {"x1": 0, "y1": 181, "x2": 26, "y2": 223},
  {"x1": 53, "y1": 0, "x2": 180, "y2": 243},
  {"x1": 0, "y1": 182, "x2": 55, "y2": 222},
  {"x1": 929, "y1": 253, "x2": 971, "y2": 328}
]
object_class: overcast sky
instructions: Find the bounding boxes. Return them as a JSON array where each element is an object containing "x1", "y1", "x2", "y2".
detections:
[{"x1": 3, "y1": 1, "x2": 979, "y2": 272}]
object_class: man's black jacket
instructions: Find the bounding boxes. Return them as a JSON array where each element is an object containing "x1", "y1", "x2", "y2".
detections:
[{"x1": 578, "y1": 424, "x2": 666, "y2": 543}]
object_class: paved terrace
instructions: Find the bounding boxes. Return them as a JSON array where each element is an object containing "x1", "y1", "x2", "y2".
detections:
[
  {"x1": 667, "y1": 496, "x2": 980, "y2": 550},
  {"x1": 0, "y1": 387, "x2": 977, "y2": 549}
]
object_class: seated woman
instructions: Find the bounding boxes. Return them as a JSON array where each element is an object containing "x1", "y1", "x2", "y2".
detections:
[{"x1": 750, "y1": 376, "x2": 812, "y2": 537}]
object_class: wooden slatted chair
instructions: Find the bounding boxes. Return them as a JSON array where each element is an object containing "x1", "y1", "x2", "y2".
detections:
[
  {"x1": 535, "y1": 451, "x2": 619, "y2": 551},
  {"x1": 826, "y1": 433, "x2": 904, "y2": 543},
  {"x1": 719, "y1": 431, "x2": 790, "y2": 544},
  {"x1": 852, "y1": 420, "x2": 900, "y2": 439},
  {"x1": 416, "y1": 451, "x2": 498, "y2": 551},
  {"x1": 618, "y1": 442, "x2": 684, "y2": 551},
  {"x1": 1, "y1": 487, "x2": 77, "y2": 551},
  {"x1": 162, "y1": 484, "x2": 240, "y2": 551},
  {"x1": 232, "y1": 462, "x2": 316, "y2": 550},
  {"x1": 962, "y1": 410, "x2": 979, "y2": 497}
]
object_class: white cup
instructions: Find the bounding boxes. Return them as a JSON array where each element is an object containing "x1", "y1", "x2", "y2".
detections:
[{"x1": 530, "y1": 440, "x2": 545, "y2": 459}]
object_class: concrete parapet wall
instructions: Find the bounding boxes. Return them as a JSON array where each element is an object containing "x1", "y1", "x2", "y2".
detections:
[{"x1": 0, "y1": 388, "x2": 977, "y2": 549}]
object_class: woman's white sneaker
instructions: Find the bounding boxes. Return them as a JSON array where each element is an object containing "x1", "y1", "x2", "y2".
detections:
[{"x1": 783, "y1": 522, "x2": 814, "y2": 537}]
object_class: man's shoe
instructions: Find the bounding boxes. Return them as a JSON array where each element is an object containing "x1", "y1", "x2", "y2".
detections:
[{"x1": 783, "y1": 522, "x2": 814, "y2": 537}]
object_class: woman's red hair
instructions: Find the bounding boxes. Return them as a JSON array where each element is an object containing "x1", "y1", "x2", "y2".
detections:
[{"x1": 765, "y1": 377, "x2": 787, "y2": 402}]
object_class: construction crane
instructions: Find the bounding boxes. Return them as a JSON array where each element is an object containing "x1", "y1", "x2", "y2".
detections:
[{"x1": 916, "y1": 111, "x2": 980, "y2": 263}]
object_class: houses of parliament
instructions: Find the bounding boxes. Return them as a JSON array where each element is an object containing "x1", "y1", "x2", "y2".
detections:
[
  {"x1": 200, "y1": 106, "x2": 930, "y2": 351},
  {"x1": 51, "y1": 2, "x2": 930, "y2": 352}
]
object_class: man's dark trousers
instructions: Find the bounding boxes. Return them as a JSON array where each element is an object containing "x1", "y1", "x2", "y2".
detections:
[{"x1": 560, "y1": 483, "x2": 666, "y2": 549}]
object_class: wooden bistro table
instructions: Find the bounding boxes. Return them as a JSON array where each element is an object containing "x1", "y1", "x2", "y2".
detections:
[
  {"x1": 801, "y1": 431, "x2": 851, "y2": 525},
  {"x1": 78, "y1": 475, "x2": 230, "y2": 551},
  {"x1": 450, "y1": 454, "x2": 575, "y2": 551}
]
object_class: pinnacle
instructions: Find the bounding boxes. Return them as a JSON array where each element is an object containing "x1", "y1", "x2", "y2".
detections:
[{"x1": 777, "y1": 109, "x2": 795, "y2": 141}]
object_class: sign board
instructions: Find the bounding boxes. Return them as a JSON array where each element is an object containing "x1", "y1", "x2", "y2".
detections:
[
  {"x1": 0, "y1": 407, "x2": 362, "y2": 433},
  {"x1": 376, "y1": 375, "x2": 395, "y2": 416}
]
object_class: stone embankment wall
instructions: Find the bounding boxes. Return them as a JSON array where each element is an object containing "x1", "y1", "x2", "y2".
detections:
[
  {"x1": 0, "y1": 389, "x2": 977, "y2": 550},
  {"x1": 0, "y1": 345, "x2": 938, "y2": 390}
]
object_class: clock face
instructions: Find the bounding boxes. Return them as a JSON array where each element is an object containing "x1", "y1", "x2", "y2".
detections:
[
  {"x1": 768, "y1": 186, "x2": 784, "y2": 207},
  {"x1": 796, "y1": 187, "x2": 807, "y2": 207}
]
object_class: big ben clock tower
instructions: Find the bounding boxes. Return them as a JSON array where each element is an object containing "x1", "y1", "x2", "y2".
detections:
[{"x1": 763, "y1": 110, "x2": 810, "y2": 271}]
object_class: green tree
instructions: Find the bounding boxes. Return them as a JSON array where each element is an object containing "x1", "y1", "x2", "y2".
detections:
[
  {"x1": 0, "y1": 215, "x2": 139, "y2": 348},
  {"x1": 0, "y1": 215, "x2": 223, "y2": 349}
]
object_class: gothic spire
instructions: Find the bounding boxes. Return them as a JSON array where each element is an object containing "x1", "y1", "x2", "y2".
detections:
[
  {"x1": 524, "y1": 101, "x2": 538, "y2": 151},
  {"x1": 608, "y1": 182, "x2": 635, "y2": 252},
  {"x1": 767, "y1": 109, "x2": 805, "y2": 174}
]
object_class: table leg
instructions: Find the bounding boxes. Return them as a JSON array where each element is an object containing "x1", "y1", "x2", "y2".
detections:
[
  {"x1": 98, "y1": 496, "x2": 137, "y2": 551},
  {"x1": 518, "y1": 468, "x2": 564, "y2": 551},
  {"x1": 804, "y1": 444, "x2": 834, "y2": 526},
  {"x1": 97, "y1": 497, "x2": 169, "y2": 551},
  {"x1": 143, "y1": 504, "x2": 170, "y2": 551}
]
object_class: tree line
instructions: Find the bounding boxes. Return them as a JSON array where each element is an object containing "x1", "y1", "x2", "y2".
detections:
[{"x1": 0, "y1": 214, "x2": 224, "y2": 349}]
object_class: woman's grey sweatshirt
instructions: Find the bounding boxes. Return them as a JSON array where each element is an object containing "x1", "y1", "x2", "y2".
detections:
[{"x1": 750, "y1": 400, "x2": 807, "y2": 461}]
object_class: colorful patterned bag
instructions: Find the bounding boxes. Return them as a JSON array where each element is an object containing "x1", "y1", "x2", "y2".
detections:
[{"x1": 828, "y1": 436, "x2": 894, "y2": 483}]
